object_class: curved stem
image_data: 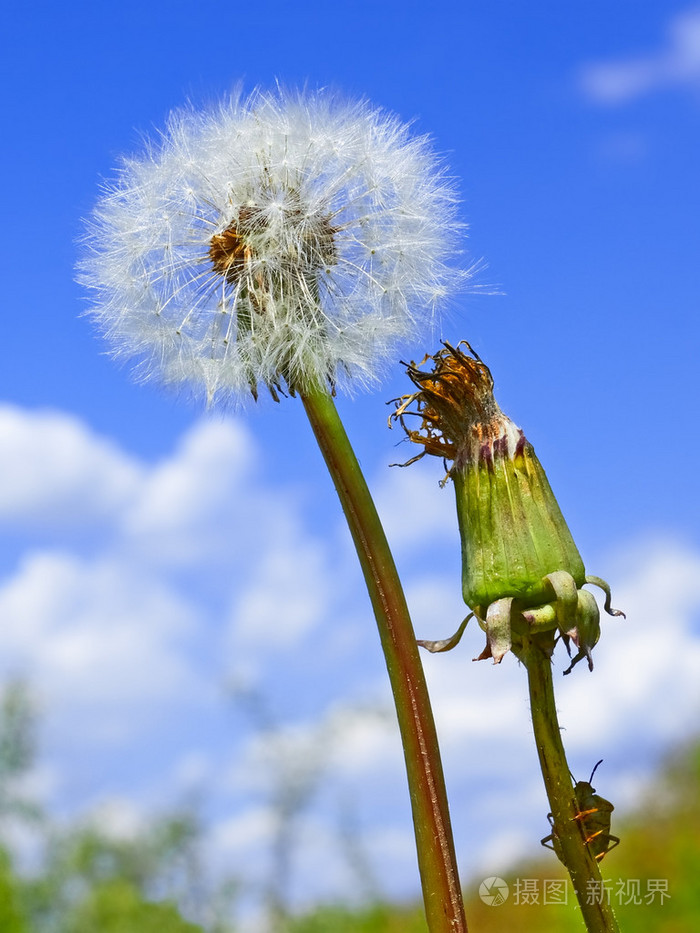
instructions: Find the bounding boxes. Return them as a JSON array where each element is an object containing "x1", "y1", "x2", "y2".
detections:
[
  {"x1": 300, "y1": 385, "x2": 467, "y2": 933},
  {"x1": 523, "y1": 634, "x2": 619, "y2": 932}
]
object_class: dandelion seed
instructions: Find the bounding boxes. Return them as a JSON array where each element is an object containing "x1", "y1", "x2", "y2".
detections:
[{"x1": 80, "y1": 88, "x2": 464, "y2": 403}]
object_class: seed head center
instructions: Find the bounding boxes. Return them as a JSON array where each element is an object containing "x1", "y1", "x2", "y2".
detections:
[
  {"x1": 209, "y1": 206, "x2": 260, "y2": 284},
  {"x1": 209, "y1": 204, "x2": 337, "y2": 286}
]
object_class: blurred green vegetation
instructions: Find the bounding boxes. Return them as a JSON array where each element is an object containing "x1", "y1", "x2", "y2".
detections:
[
  {"x1": 1, "y1": 676, "x2": 699, "y2": 931},
  {"x1": 0, "y1": 680, "x2": 218, "y2": 932},
  {"x1": 63, "y1": 880, "x2": 203, "y2": 933},
  {"x1": 287, "y1": 903, "x2": 428, "y2": 932}
]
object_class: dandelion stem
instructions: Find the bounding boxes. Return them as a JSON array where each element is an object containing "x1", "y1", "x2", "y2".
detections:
[
  {"x1": 523, "y1": 632, "x2": 620, "y2": 933},
  {"x1": 300, "y1": 385, "x2": 467, "y2": 933}
]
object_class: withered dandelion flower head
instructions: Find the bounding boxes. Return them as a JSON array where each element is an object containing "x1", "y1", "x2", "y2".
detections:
[
  {"x1": 79, "y1": 88, "x2": 464, "y2": 404},
  {"x1": 392, "y1": 342, "x2": 624, "y2": 671}
]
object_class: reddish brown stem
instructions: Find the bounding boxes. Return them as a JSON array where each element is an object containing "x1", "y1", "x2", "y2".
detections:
[{"x1": 301, "y1": 386, "x2": 467, "y2": 933}]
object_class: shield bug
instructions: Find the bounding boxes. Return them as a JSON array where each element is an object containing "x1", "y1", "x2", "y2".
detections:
[{"x1": 541, "y1": 760, "x2": 620, "y2": 862}]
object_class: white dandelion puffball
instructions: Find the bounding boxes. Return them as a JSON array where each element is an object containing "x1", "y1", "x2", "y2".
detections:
[{"x1": 81, "y1": 88, "x2": 463, "y2": 403}]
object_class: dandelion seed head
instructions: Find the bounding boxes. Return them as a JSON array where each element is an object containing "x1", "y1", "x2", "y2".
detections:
[{"x1": 80, "y1": 87, "x2": 465, "y2": 403}]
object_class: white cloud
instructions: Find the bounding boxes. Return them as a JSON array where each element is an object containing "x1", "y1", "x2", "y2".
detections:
[
  {"x1": 211, "y1": 805, "x2": 276, "y2": 860},
  {"x1": 326, "y1": 706, "x2": 400, "y2": 777},
  {"x1": 372, "y1": 457, "x2": 459, "y2": 555},
  {"x1": 118, "y1": 417, "x2": 335, "y2": 658},
  {"x1": 557, "y1": 540, "x2": 700, "y2": 753},
  {"x1": 0, "y1": 405, "x2": 143, "y2": 531},
  {"x1": 580, "y1": 7, "x2": 700, "y2": 103},
  {"x1": 120, "y1": 417, "x2": 257, "y2": 566},
  {"x1": 78, "y1": 797, "x2": 148, "y2": 842},
  {"x1": 228, "y1": 537, "x2": 332, "y2": 649},
  {"x1": 210, "y1": 707, "x2": 413, "y2": 911},
  {"x1": 0, "y1": 549, "x2": 205, "y2": 745},
  {"x1": 0, "y1": 405, "x2": 342, "y2": 794}
]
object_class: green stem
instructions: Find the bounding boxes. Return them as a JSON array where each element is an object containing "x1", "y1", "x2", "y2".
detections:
[
  {"x1": 300, "y1": 385, "x2": 467, "y2": 933},
  {"x1": 523, "y1": 633, "x2": 620, "y2": 932}
]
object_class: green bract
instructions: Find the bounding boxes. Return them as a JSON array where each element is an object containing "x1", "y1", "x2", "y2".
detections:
[{"x1": 391, "y1": 341, "x2": 623, "y2": 673}]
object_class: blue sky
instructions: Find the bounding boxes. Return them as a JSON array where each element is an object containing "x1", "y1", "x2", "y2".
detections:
[{"x1": 1, "y1": 1, "x2": 699, "y2": 927}]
